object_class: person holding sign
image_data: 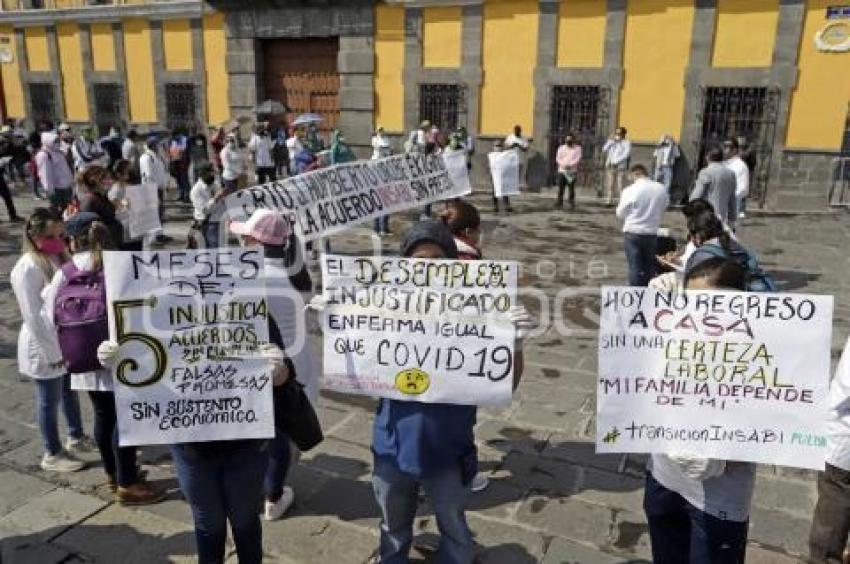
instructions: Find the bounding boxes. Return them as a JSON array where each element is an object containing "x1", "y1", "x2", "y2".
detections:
[
  {"x1": 489, "y1": 140, "x2": 515, "y2": 214},
  {"x1": 644, "y1": 257, "x2": 755, "y2": 563},
  {"x1": 229, "y1": 209, "x2": 317, "y2": 521},
  {"x1": 42, "y1": 212, "x2": 165, "y2": 505},
  {"x1": 809, "y1": 336, "x2": 850, "y2": 563},
  {"x1": 368, "y1": 221, "x2": 528, "y2": 563}
]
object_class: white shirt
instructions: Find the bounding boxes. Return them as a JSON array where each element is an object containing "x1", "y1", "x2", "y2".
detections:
[
  {"x1": 603, "y1": 138, "x2": 632, "y2": 167},
  {"x1": 616, "y1": 176, "x2": 669, "y2": 234},
  {"x1": 220, "y1": 143, "x2": 244, "y2": 181},
  {"x1": 504, "y1": 134, "x2": 529, "y2": 151},
  {"x1": 371, "y1": 134, "x2": 392, "y2": 160},
  {"x1": 725, "y1": 155, "x2": 750, "y2": 199},
  {"x1": 121, "y1": 138, "x2": 138, "y2": 162},
  {"x1": 248, "y1": 134, "x2": 274, "y2": 168},
  {"x1": 190, "y1": 178, "x2": 223, "y2": 222},
  {"x1": 11, "y1": 253, "x2": 65, "y2": 379},
  {"x1": 41, "y1": 252, "x2": 113, "y2": 392},
  {"x1": 71, "y1": 137, "x2": 106, "y2": 171},
  {"x1": 286, "y1": 136, "x2": 304, "y2": 157},
  {"x1": 139, "y1": 148, "x2": 168, "y2": 189},
  {"x1": 827, "y1": 337, "x2": 850, "y2": 471}
]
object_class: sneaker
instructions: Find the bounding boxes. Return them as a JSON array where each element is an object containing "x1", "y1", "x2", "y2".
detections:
[
  {"x1": 264, "y1": 486, "x2": 295, "y2": 521},
  {"x1": 419, "y1": 214, "x2": 430, "y2": 222},
  {"x1": 40, "y1": 451, "x2": 85, "y2": 473},
  {"x1": 64, "y1": 435, "x2": 96, "y2": 454},
  {"x1": 738, "y1": 211, "x2": 746, "y2": 219},
  {"x1": 117, "y1": 480, "x2": 166, "y2": 506},
  {"x1": 470, "y1": 472, "x2": 490, "y2": 493},
  {"x1": 155, "y1": 233, "x2": 173, "y2": 243}
]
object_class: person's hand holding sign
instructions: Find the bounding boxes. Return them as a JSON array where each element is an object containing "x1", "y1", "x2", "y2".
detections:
[{"x1": 260, "y1": 344, "x2": 289, "y2": 387}]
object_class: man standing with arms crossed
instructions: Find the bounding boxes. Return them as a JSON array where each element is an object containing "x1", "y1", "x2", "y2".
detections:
[{"x1": 602, "y1": 127, "x2": 631, "y2": 206}]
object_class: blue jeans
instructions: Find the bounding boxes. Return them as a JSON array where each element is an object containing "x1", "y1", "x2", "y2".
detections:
[
  {"x1": 171, "y1": 444, "x2": 268, "y2": 564},
  {"x1": 374, "y1": 214, "x2": 390, "y2": 234},
  {"x1": 656, "y1": 165, "x2": 673, "y2": 193},
  {"x1": 372, "y1": 456, "x2": 473, "y2": 564},
  {"x1": 624, "y1": 233, "x2": 658, "y2": 287},
  {"x1": 645, "y1": 473, "x2": 748, "y2": 563},
  {"x1": 34, "y1": 375, "x2": 83, "y2": 455},
  {"x1": 204, "y1": 222, "x2": 220, "y2": 249},
  {"x1": 264, "y1": 429, "x2": 291, "y2": 502}
]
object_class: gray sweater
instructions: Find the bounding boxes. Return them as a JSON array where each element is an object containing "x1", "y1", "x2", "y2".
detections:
[{"x1": 690, "y1": 162, "x2": 738, "y2": 225}]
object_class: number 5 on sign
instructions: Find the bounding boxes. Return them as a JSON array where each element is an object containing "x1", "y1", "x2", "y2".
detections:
[{"x1": 112, "y1": 298, "x2": 167, "y2": 388}]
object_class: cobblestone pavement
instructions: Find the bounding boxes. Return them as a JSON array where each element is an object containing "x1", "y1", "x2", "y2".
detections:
[{"x1": 0, "y1": 184, "x2": 848, "y2": 563}]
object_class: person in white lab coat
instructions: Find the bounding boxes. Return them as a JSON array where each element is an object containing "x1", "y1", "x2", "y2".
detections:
[
  {"x1": 602, "y1": 126, "x2": 632, "y2": 206},
  {"x1": 723, "y1": 137, "x2": 750, "y2": 220},
  {"x1": 11, "y1": 207, "x2": 90, "y2": 473},
  {"x1": 810, "y1": 337, "x2": 850, "y2": 563}
]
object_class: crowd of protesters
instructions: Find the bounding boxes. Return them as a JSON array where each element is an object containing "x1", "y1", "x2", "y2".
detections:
[{"x1": 5, "y1": 112, "x2": 850, "y2": 564}]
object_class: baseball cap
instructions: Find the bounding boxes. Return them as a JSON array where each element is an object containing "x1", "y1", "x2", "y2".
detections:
[{"x1": 229, "y1": 209, "x2": 290, "y2": 246}]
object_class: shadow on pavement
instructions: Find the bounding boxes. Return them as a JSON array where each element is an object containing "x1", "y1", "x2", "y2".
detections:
[{"x1": 1, "y1": 523, "x2": 196, "y2": 563}]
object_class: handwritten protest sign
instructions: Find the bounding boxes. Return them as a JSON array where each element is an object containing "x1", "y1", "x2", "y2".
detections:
[
  {"x1": 226, "y1": 153, "x2": 471, "y2": 242},
  {"x1": 443, "y1": 149, "x2": 472, "y2": 195},
  {"x1": 103, "y1": 249, "x2": 274, "y2": 446},
  {"x1": 597, "y1": 286, "x2": 833, "y2": 469},
  {"x1": 125, "y1": 183, "x2": 162, "y2": 239},
  {"x1": 488, "y1": 150, "x2": 520, "y2": 198},
  {"x1": 321, "y1": 255, "x2": 517, "y2": 406}
]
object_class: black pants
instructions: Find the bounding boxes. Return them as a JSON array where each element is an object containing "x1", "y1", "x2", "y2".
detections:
[
  {"x1": 493, "y1": 195, "x2": 511, "y2": 211},
  {"x1": 88, "y1": 391, "x2": 138, "y2": 487},
  {"x1": 645, "y1": 473, "x2": 748, "y2": 564},
  {"x1": 624, "y1": 233, "x2": 658, "y2": 287},
  {"x1": 556, "y1": 172, "x2": 576, "y2": 208},
  {"x1": 256, "y1": 167, "x2": 276, "y2": 185},
  {"x1": 0, "y1": 176, "x2": 18, "y2": 220},
  {"x1": 810, "y1": 463, "x2": 850, "y2": 563}
]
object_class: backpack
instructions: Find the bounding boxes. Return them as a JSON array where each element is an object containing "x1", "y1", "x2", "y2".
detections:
[
  {"x1": 54, "y1": 262, "x2": 109, "y2": 373},
  {"x1": 690, "y1": 243, "x2": 777, "y2": 293}
]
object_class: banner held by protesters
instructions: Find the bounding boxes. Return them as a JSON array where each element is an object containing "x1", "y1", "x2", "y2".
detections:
[
  {"x1": 596, "y1": 286, "x2": 833, "y2": 469},
  {"x1": 226, "y1": 152, "x2": 471, "y2": 242},
  {"x1": 321, "y1": 254, "x2": 518, "y2": 406},
  {"x1": 103, "y1": 249, "x2": 274, "y2": 446},
  {"x1": 125, "y1": 182, "x2": 162, "y2": 239}
]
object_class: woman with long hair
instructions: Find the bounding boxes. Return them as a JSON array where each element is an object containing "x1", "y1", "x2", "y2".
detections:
[
  {"x1": 42, "y1": 212, "x2": 164, "y2": 504},
  {"x1": 77, "y1": 165, "x2": 123, "y2": 249},
  {"x1": 108, "y1": 159, "x2": 144, "y2": 251},
  {"x1": 11, "y1": 207, "x2": 90, "y2": 472}
]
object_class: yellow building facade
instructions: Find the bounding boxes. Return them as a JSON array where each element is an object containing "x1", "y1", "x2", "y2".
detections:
[{"x1": 0, "y1": 0, "x2": 846, "y2": 209}]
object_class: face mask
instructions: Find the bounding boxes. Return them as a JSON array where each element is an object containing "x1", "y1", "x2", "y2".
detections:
[
  {"x1": 202, "y1": 175, "x2": 215, "y2": 185},
  {"x1": 35, "y1": 236, "x2": 66, "y2": 256}
]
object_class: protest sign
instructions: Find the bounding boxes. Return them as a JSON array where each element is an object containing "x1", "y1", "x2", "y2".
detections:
[
  {"x1": 488, "y1": 150, "x2": 520, "y2": 198},
  {"x1": 596, "y1": 286, "x2": 833, "y2": 469},
  {"x1": 103, "y1": 249, "x2": 274, "y2": 446},
  {"x1": 321, "y1": 255, "x2": 518, "y2": 406},
  {"x1": 125, "y1": 183, "x2": 162, "y2": 239},
  {"x1": 443, "y1": 149, "x2": 472, "y2": 195},
  {"x1": 225, "y1": 152, "x2": 471, "y2": 242}
]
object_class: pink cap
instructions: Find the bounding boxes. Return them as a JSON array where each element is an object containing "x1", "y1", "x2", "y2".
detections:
[{"x1": 229, "y1": 209, "x2": 290, "y2": 245}]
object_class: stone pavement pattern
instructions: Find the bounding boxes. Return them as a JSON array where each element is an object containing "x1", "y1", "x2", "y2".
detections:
[{"x1": 0, "y1": 184, "x2": 848, "y2": 563}]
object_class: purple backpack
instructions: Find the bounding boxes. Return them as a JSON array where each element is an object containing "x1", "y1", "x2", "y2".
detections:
[{"x1": 54, "y1": 262, "x2": 109, "y2": 373}]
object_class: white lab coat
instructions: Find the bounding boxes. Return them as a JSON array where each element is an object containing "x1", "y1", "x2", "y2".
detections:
[
  {"x1": 42, "y1": 252, "x2": 113, "y2": 392},
  {"x1": 10, "y1": 253, "x2": 65, "y2": 379},
  {"x1": 826, "y1": 337, "x2": 850, "y2": 471},
  {"x1": 139, "y1": 149, "x2": 168, "y2": 190}
]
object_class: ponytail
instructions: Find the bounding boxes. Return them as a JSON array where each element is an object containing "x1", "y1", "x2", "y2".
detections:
[
  {"x1": 71, "y1": 220, "x2": 113, "y2": 271},
  {"x1": 22, "y1": 207, "x2": 66, "y2": 281}
]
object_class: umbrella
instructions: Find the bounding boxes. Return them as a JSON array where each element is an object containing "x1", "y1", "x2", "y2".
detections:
[
  {"x1": 292, "y1": 113, "x2": 323, "y2": 126},
  {"x1": 254, "y1": 100, "x2": 287, "y2": 115}
]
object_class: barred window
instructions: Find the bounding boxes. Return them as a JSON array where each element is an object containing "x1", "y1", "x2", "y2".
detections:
[
  {"x1": 165, "y1": 83, "x2": 197, "y2": 133},
  {"x1": 29, "y1": 82, "x2": 56, "y2": 126},
  {"x1": 419, "y1": 84, "x2": 465, "y2": 131},
  {"x1": 93, "y1": 83, "x2": 123, "y2": 136}
]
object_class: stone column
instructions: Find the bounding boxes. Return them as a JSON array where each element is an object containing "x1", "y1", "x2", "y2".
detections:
[
  {"x1": 461, "y1": 4, "x2": 483, "y2": 135},
  {"x1": 45, "y1": 25, "x2": 66, "y2": 121},
  {"x1": 150, "y1": 20, "x2": 164, "y2": 125},
  {"x1": 532, "y1": 0, "x2": 558, "y2": 152},
  {"x1": 113, "y1": 22, "x2": 130, "y2": 128},
  {"x1": 604, "y1": 0, "x2": 626, "y2": 130},
  {"x1": 191, "y1": 18, "x2": 208, "y2": 129},
  {"x1": 680, "y1": 0, "x2": 717, "y2": 168},
  {"x1": 338, "y1": 34, "x2": 375, "y2": 153},
  {"x1": 402, "y1": 7, "x2": 422, "y2": 133}
]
